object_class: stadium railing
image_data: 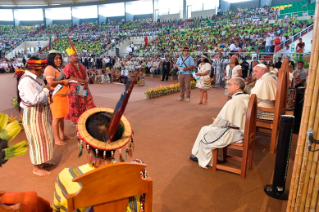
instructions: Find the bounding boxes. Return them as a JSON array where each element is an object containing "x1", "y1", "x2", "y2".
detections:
[{"x1": 277, "y1": 23, "x2": 313, "y2": 51}]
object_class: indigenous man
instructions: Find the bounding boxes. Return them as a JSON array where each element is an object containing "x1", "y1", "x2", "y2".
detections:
[
  {"x1": 250, "y1": 64, "x2": 277, "y2": 108},
  {"x1": 176, "y1": 47, "x2": 195, "y2": 102},
  {"x1": 17, "y1": 57, "x2": 55, "y2": 176},
  {"x1": 190, "y1": 77, "x2": 250, "y2": 168},
  {"x1": 53, "y1": 79, "x2": 147, "y2": 211},
  {"x1": 63, "y1": 45, "x2": 96, "y2": 126}
]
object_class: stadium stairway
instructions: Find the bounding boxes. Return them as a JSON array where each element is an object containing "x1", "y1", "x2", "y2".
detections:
[{"x1": 277, "y1": 23, "x2": 313, "y2": 52}]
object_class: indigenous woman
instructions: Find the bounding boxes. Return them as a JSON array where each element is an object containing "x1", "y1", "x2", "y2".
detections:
[
  {"x1": 224, "y1": 54, "x2": 242, "y2": 97},
  {"x1": 17, "y1": 57, "x2": 55, "y2": 176},
  {"x1": 44, "y1": 50, "x2": 70, "y2": 146},
  {"x1": 196, "y1": 54, "x2": 211, "y2": 105}
]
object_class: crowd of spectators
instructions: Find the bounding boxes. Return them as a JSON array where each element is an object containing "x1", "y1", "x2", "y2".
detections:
[
  {"x1": 0, "y1": 4, "x2": 314, "y2": 61},
  {"x1": 0, "y1": 58, "x2": 24, "y2": 73},
  {"x1": 139, "y1": 6, "x2": 313, "y2": 58},
  {"x1": 0, "y1": 24, "x2": 45, "y2": 56}
]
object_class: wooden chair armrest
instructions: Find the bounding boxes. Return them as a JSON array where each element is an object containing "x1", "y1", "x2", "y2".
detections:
[{"x1": 257, "y1": 107, "x2": 275, "y2": 113}]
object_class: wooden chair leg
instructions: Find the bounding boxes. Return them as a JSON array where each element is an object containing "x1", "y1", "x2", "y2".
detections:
[
  {"x1": 240, "y1": 148, "x2": 248, "y2": 179},
  {"x1": 212, "y1": 149, "x2": 218, "y2": 172},
  {"x1": 222, "y1": 147, "x2": 227, "y2": 161}
]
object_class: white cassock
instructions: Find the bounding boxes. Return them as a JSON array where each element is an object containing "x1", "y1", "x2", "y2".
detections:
[
  {"x1": 250, "y1": 73, "x2": 277, "y2": 108},
  {"x1": 192, "y1": 93, "x2": 250, "y2": 168}
]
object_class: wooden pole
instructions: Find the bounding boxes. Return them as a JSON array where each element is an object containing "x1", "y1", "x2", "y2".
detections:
[
  {"x1": 298, "y1": 57, "x2": 319, "y2": 210},
  {"x1": 307, "y1": 96, "x2": 319, "y2": 211},
  {"x1": 287, "y1": 0, "x2": 319, "y2": 210}
]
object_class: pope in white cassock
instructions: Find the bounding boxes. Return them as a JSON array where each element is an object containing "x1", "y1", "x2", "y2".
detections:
[
  {"x1": 190, "y1": 77, "x2": 250, "y2": 168},
  {"x1": 250, "y1": 63, "x2": 277, "y2": 108}
]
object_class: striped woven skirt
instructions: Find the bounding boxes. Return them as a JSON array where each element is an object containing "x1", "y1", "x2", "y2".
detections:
[{"x1": 23, "y1": 104, "x2": 54, "y2": 165}]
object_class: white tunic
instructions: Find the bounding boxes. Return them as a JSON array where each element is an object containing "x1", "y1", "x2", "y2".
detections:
[
  {"x1": 251, "y1": 73, "x2": 277, "y2": 108},
  {"x1": 192, "y1": 93, "x2": 250, "y2": 168},
  {"x1": 18, "y1": 71, "x2": 49, "y2": 109}
]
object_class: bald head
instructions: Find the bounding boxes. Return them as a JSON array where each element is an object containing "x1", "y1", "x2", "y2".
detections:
[{"x1": 226, "y1": 77, "x2": 245, "y2": 96}]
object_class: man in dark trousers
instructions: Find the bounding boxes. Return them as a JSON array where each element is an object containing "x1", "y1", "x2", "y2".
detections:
[
  {"x1": 241, "y1": 57, "x2": 249, "y2": 79},
  {"x1": 274, "y1": 57, "x2": 282, "y2": 69},
  {"x1": 162, "y1": 57, "x2": 171, "y2": 81}
]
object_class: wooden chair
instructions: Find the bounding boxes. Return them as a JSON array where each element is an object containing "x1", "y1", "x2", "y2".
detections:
[
  {"x1": 67, "y1": 162, "x2": 153, "y2": 212},
  {"x1": 256, "y1": 59, "x2": 290, "y2": 154},
  {"x1": 212, "y1": 94, "x2": 257, "y2": 179},
  {"x1": 0, "y1": 192, "x2": 22, "y2": 212}
]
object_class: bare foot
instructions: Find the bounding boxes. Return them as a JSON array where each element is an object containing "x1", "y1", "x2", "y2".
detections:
[
  {"x1": 33, "y1": 169, "x2": 50, "y2": 176},
  {"x1": 39, "y1": 162, "x2": 55, "y2": 169},
  {"x1": 60, "y1": 136, "x2": 74, "y2": 140},
  {"x1": 55, "y1": 140, "x2": 67, "y2": 146},
  {"x1": 203, "y1": 102, "x2": 207, "y2": 105}
]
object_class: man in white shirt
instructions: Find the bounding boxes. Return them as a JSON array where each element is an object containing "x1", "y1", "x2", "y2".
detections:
[
  {"x1": 119, "y1": 67, "x2": 129, "y2": 84},
  {"x1": 282, "y1": 45, "x2": 291, "y2": 58},
  {"x1": 280, "y1": 35, "x2": 287, "y2": 44},
  {"x1": 229, "y1": 42, "x2": 236, "y2": 52},
  {"x1": 265, "y1": 34, "x2": 273, "y2": 53},
  {"x1": 17, "y1": 57, "x2": 54, "y2": 177}
]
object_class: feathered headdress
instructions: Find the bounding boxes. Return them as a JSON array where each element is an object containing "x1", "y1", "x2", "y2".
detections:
[{"x1": 66, "y1": 35, "x2": 77, "y2": 56}]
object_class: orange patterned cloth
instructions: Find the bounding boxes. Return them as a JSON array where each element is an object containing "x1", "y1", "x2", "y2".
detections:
[
  {"x1": 50, "y1": 72, "x2": 70, "y2": 118},
  {"x1": 0, "y1": 191, "x2": 51, "y2": 212}
]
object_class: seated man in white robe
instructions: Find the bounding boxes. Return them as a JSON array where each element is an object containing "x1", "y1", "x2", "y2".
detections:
[
  {"x1": 250, "y1": 64, "x2": 277, "y2": 108},
  {"x1": 190, "y1": 77, "x2": 250, "y2": 168}
]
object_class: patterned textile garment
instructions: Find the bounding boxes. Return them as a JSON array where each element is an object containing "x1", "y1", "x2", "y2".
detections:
[
  {"x1": 52, "y1": 160, "x2": 147, "y2": 212},
  {"x1": 18, "y1": 71, "x2": 54, "y2": 165},
  {"x1": 63, "y1": 62, "x2": 96, "y2": 124},
  {"x1": 23, "y1": 104, "x2": 54, "y2": 165},
  {"x1": 213, "y1": 58, "x2": 223, "y2": 86},
  {"x1": 196, "y1": 63, "x2": 211, "y2": 90}
]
